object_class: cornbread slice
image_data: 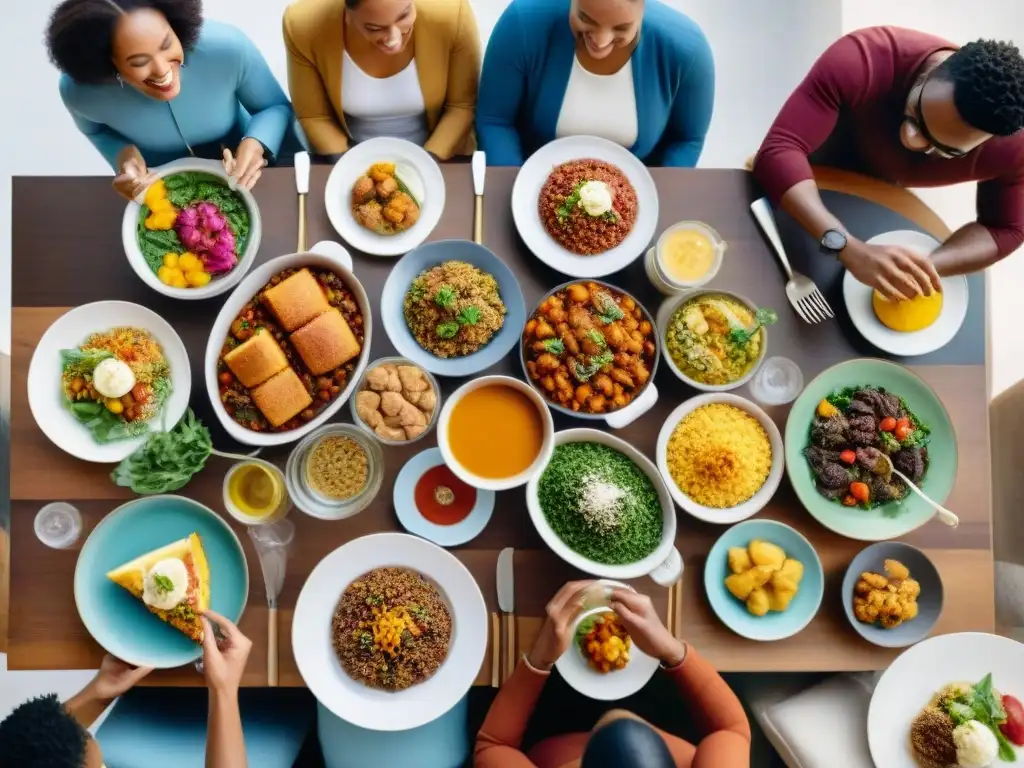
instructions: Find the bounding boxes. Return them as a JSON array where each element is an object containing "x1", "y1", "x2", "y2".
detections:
[
  {"x1": 290, "y1": 308, "x2": 361, "y2": 375},
  {"x1": 262, "y1": 269, "x2": 329, "y2": 332},
  {"x1": 223, "y1": 330, "x2": 289, "y2": 388},
  {"x1": 251, "y1": 368, "x2": 313, "y2": 427}
]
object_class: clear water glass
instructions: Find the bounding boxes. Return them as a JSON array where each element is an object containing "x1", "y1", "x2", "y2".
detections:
[
  {"x1": 750, "y1": 356, "x2": 804, "y2": 406},
  {"x1": 34, "y1": 502, "x2": 83, "y2": 549}
]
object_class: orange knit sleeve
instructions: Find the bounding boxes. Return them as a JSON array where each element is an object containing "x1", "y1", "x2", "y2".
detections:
[{"x1": 474, "y1": 659, "x2": 548, "y2": 768}]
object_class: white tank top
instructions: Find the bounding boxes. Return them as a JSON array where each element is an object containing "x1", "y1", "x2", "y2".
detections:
[
  {"x1": 556, "y1": 56, "x2": 639, "y2": 149},
  {"x1": 341, "y1": 50, "x2": 429, "y2": 146}
]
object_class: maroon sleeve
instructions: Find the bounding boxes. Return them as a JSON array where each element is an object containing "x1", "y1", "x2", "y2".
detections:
[
  {"x1": 977, "y1": 154, "x2": 1024, "y2": 257},
  {"x1": 753, "y1": 34, "x2": 875, "y2": 201}
]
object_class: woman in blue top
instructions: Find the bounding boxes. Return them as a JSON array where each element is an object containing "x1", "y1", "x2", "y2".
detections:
[
  {"x1": 47, "y1": 0, "x2": 294, "y2": 199},
  {"x1": 477, "y1": 0, "x2": 715, "y2": 167}
]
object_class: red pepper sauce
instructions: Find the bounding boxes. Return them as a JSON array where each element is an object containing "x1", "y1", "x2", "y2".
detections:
[{"x1": 414, "y1": 466, "x2": 476, "y2": 526}]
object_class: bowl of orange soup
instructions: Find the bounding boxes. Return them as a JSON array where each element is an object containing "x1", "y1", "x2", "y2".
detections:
[{"x1": 437, "y1": 375, "x2": 555, "y2": 491}]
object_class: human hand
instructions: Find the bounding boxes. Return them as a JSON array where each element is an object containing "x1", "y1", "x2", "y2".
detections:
[
  {"x1": 610, "y1": 589, "x2": 686, "y2": 667},
  {"x1": 112, "y1": 151, "x2": 154, "y2": 202},
  {"x1": 841, "y1": 240, "x2": 942, "y2": 301},
  {"x1": 88, "y1": 654, "x2": 153, "y2": 700},
  {"x1": 223, "y1": 138, "x2": 267, "y2": 190},
  {"x1": 527, "y1": 580, "x2": 594, "y2": 671},
  {"x1": 201, "y1": 609, "x2": 253, "y2": 694}
]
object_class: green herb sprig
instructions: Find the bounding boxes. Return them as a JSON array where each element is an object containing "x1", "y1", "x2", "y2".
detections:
[
  {"x1": 595, "y1": 293, "x2": 624, "y2": 324},
  {"x1": 574, "y1": 350, "x2": 615, "y2": 382},
  {"x1": 152, "y1": 574, "x2": 175, "y2": 593},
  {"x1": 541, "y1": 338, "x2": 565, "y2": 356},
  {"x1": 435, "y1": 321, "x2": 460, "y2": 339},
  {"x1": 456, "y1": 306, "x2": 481, "y2": 326},
  {"x1": 111, "y1": 408, "x2": 217, "y2": 495},
  {"x1": 728, "y1": 308, "x2": 778, "y2": 346},
  {"x1": 433, "y1": 285, "x2": 457, "y2": 310}
]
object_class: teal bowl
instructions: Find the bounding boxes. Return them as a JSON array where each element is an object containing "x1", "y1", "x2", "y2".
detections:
[
  {"x1": 704, "y1": 519, "x2": 824, "y2": 641},
  {"x1": 784, "y1": 359, "x2": 957, "y2": 541},
  {"x1": 74, "y1": 495, "x2": 248, "y2": 668}
]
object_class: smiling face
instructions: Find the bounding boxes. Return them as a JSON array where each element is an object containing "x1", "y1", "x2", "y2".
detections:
[
  {"x1": 347, "y1": 0, "x2": 417, "y2": 56},
  {"x1": 110, "y1": 8, "x2": 184, "y2": 101},
  {"x1": 569, "y1": 0, "x2": 643, "y2": 61},
  {"x1": 900, "y1": 70, "x2": 991, "y2": 158}
]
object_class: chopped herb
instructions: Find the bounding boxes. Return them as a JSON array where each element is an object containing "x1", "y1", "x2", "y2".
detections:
[
  {"x1": 359, "y1": 631, "x2": 374, "y2": 651},
  {"x1": 595, "y1": 292, "x2": 624, "y2": 324},
  {"x1": 879, "y1": 431, "x2": 902, "y2": 453},
  {"x1": 152, "y1": 574, "x2": 175, "y2": 593},
  {"x1": 586, "y1": 329, "x2": 607, "y2": 348},
  {"x1": 542, "y1": 338, "x2": 565, "y2": 356},
  {"x1": 456, "y1": 305, "x2": 481, "y2": 326},
  {"x1": 407, "y1": 283, "x2": 427, "y2": 303},
  {"x1": 435, "y1": 321, "x2": 460, "y2": 339},
  {"x1": 410, "y1": 605, "x2": 429, "y2": 621},
  {"x1": 366, "y1": 594, "x2": 384, "y2": 606},
  {"x1": 574, "y1": 350, "x2": 615, "y2": 382},
  {"x1": 728, "y1": 307, "x2": 779, "y2": 346},
  {"x1": 555, "y1": 184, "x2": 583, "y2": 225},
  {"x1": 433, "y1": 285, "x2": 457, "y2": 310}
]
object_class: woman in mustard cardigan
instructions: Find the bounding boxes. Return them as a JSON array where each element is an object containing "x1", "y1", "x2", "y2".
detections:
[{"x1": 283, "y1": 0, "x2": 480, "y2": 159}]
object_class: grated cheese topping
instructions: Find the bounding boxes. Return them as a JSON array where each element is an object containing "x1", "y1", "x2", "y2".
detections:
[{"x1": 578, "y1": 473, "x2": 626, "y2": 533}]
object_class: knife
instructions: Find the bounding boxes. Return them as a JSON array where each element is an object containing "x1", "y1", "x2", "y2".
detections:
[
  {"x1": 295, "y1": 151, "x2": 310, "y2": 253},
  {"x1": 497, "y1": 547, "x2": 515, "y2": 682},
  {"x1": 472, "y1": 151, "x2": 486, "y2": 245}
]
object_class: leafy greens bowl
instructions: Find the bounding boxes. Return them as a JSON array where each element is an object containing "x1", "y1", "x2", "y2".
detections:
[{"x1": 122, "y1": 158, "x2": 261, "y2": 300}]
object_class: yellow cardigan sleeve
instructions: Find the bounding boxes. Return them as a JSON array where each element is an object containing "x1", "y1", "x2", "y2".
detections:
[
  {"x1": 423, "y1": 0, "x2": 481, "y2": 159},
  {"x1": 283, "y1": 10, "x2": 349, "y2": 155}
]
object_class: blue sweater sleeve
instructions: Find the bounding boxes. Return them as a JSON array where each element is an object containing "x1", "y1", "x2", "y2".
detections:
[
  {"x1": 232, "y1": 29, "x2": 293, "y2": 158},
  {"x1": 58, "y1": 76, "x2": 128, "y2": 171},
  {"x1": 476, "y1": 5, "x2": 527, "y2": 166},
  {"x1": 660, "y1": 28, "x2": 715, "y2": 168}
]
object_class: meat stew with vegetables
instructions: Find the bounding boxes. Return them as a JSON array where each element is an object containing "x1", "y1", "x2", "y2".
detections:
[{"x1": 522, "y1": 282, "x2": 656, "y2": 416}]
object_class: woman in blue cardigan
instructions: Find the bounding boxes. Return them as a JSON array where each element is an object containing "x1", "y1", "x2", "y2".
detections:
[
  {"x1": 47, "y1": 0, "x2": 294, "y2": 199},
  {"x1": 477, "y1": 0, "x2": 715, "y2": 167}
]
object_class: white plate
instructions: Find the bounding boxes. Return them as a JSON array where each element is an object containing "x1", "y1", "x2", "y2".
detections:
[
  {"x1": 292, "y1": 533, "x2": 488, "y2": 731},
  {"x1": 122, "y1": 158, "x2": 261, "y2": 300},
  {"x1": 843, "y1": 230, "x2": 968, "y2": 357},
  {"x1": 868, "y1": 632, "x2": 1024, "y2": 768},
  {"x1": 27, "y1": 301, "x2": 191, "y2": 463},
  {"x1": 324, "y1": 137, "x2": 445, "y2": 257},
  {"x1": 555, "y1": 598, "x2": 660, "y2": 702},
  {"x1": 204, "y1": 246, "x2": 372, "y2": 447},
  {"x1": 512, "y1": 136, "x2": 659, "y2": 278}
]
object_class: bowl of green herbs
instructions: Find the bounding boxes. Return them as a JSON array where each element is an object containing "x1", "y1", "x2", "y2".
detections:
[
  {"x1": 121, "y1": 158, "x2": 260, "y2": 300},
  {"x1": 526, "y1": 428, "x2": 682, "y2": 584}
]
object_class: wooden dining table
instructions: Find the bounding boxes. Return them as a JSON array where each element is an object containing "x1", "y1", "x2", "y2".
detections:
[{"x1": 6, "y1": 164, "x2": 994, "y2": 687}]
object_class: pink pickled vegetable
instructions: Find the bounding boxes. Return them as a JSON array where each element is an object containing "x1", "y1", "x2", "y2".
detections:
[{"x1": 174, "y1": 202, "x2": 238, "y2": 274}]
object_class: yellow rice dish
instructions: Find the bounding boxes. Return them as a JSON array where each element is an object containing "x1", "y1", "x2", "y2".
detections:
[{"x1": 665, "y1": 403, "x2": 772, "y2": 508}]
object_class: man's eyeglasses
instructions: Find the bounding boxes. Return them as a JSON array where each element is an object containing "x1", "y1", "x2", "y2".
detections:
[{"x1": 903, "y1": 76, "x2": 969, "y2": 159}]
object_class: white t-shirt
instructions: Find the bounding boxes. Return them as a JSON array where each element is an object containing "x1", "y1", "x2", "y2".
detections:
[
  {"x1": 555, "y1": 56, "x2": 639, "y2": 149},
  {"x1": 341, "y1": 50, "x2": 429, "y2": 146}
]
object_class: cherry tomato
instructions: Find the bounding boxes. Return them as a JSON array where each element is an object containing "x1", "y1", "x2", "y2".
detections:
[
  {"x1": 879, "y1": 417, "x2": 897, "y2": 432},
  {"x1": 839, "y1": 450, "x2": 857, "y2": 465},
  {"x1": 894, "y1": 423, "x2": 912, "y2": 441},
  {"x1": 849, "y1": 482, "x2": 870, "y2": 504},
  {"x1": 842, "y1": 495, "x2": 857, "y2": 507}
]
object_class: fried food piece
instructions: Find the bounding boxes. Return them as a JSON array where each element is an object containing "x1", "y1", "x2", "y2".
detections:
[
  {"x1": 223, "y1": 330, "x2": 288, "y2": 388},
  {"x1": 728, "y1": 547, "x2": 753, "y2": 575},
  {"x1": 725, "y1": 571, "x2": 757, "y2": 601},
  {"x1": 251, "y1": 368, "x2": 313, "y2": 428},
  {"x1": 852, "y1": 560, "x2": 921, "y2": 629},
  {"x1": 749, "y1": 540, "x2": 786, "y2": 570},
  {"x1": 746, "y1": 588, "x2": 770, "y2": 617},
  {"x1": 768, "y1": 573, "x2": 799, "y2": 612},
  {"x1": 376, "y1": 176, "x2": 398, "y2": 200},
  {"x1": 352, "y1": 176, "x2": 375, "y2": 205},
  {"x1": 290, "y1": 308, "x2": 361, "y2": 375},
  {"x1": 859, "y1": 571, "x2": 889, "y2": 590},
  {"x1": 262, "y1": 268, "x2": 330, "y2": 332},
  {"x1": 778, "y1": 559, "x2": 804, "y2": 585},
  {"x1": 369, "y1": 163, "x2": 395, "y2": 182},
  {"x1": 884, "y1": 559, "x2": 910, "y2": 581},
  {"x1": 354, "y1": 201, "x2": 385, "y2": 233}
]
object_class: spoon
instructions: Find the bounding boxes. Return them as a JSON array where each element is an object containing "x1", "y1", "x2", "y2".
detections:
[{"x1": 872, "y1": 453, "x2": 959, "y2": 528}]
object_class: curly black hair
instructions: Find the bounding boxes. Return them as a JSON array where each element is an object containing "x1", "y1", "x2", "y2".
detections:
[
  {"x1": 936, "y1": 39, "x2": 1024, "y2": 136},
  {"x1": 0, "y1": 694, "x2": 89, "y2": 768},
  {"x1": 46, "y1": 0, "x2": 204, "y2": 85}
]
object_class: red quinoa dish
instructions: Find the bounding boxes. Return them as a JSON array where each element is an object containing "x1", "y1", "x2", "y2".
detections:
[
  {"x1": 538, "y1": 159, "x2": 639, "y2": 255},
  {"x1": 332, "y1": 567, "x2": 452, "y2": 692},
  {"x1": 217, "y1": 267, "x2": 365, "y2": 432},
  {"x1": 523, "y1": 282, "x2": 656, "y2": 415}
]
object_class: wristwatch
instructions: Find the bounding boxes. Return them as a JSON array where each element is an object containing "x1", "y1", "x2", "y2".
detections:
[{"x1": 820, "y1": 228, "x2": 848, "y2": 257}]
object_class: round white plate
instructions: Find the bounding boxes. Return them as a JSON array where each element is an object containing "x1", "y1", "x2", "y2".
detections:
[
  {"x1": 292, "y1": 533, "x2": 488, "y2": 731},
  {"x1": 555, "y1": 601, "x2": 660, "y2": 701},
  {"x1": 27, "y1": 301, "x2": 191, "y2": 463},
  {"x1": 512, "y1": 136, "x2": 659, "y2": 278},
  {"x1": 843, "y1": 230, "x2": 968, "y2": 357},
  {"x1": 324, "y1": 137, "x2": 445, "y2": 257},
  {"x1": 868, "y1": 632, "x2": 1024, "y2": 768},
  {"x1": 393, "y1": 448, "x2": 495, "y2": 547}
]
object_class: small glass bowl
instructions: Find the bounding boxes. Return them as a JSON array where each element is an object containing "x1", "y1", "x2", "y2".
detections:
[
  {"x1": 349, "y1": 356, "x2": 442, "y2": 447},
  {"x1": 285, "y1": 424, "x2": 384, "y2": 520},
  {"x1": 650, "y1": 221, "x2": 727, "y2": 292}
]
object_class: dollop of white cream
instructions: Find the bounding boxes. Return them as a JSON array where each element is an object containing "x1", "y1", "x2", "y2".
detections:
[
  {"x1": 92, "y1": 358, "x2": 136, "y2": 399},
  {"x1": 142, "y1": 558, "x2": 188, "y2": 611},
  {"x1": 577, "y1": 180, "x2": 614, "y2": 217},
  {"x1": 953, "y1": 720, "x2": 999, "y2": 768}
]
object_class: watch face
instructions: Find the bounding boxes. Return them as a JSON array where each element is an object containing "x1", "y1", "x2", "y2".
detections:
[{"x1": 822, "y1": 230, "x2": 847, "y2": 252}]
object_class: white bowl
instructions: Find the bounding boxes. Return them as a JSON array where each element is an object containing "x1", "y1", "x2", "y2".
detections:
[
  {"x1": 656, "y1": 393, "x2": 784, "y2": 525},
  {"x1": 437, "y1": 375, "x2": 554, "y2": 492},
  {"x1": 122, "y1": 158, "x2": 261, "y2": 300},
  {"x1": 526, "y1": 428, "x2": 683, "y2": 585},
  {"x1": 656, "y1": 289, "x2": 769, "y2": 392},
  {"x1": 646, "y1": 221, "x2": 727, "y2": 294},
  {"x1": 27, "y1": 301, "x2": 191, "y2": 463},
  {"x1": 204, "y1": 245, "x2": 372, "y2": 447},
  {"x1": 324, "y1": 137, "x2": 445, "y2": 257}
]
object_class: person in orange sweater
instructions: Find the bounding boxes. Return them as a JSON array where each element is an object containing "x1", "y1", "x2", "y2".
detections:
[{"x1": 475, "y1": 581, "x2": 751, "y2": 768}]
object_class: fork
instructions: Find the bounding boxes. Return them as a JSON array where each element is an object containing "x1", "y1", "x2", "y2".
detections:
[{"x1": 750, "y1": 198, "x2": 835, "y2": 324}]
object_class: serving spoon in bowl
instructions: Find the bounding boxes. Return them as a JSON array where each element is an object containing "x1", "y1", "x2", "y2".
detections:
[{"x1": 870, "y1": 453, "x2": 959, "y2": 528}]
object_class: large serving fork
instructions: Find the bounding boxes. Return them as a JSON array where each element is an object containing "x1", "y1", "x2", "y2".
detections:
[{"x1": 750, "y1": 198, "x2": 835, "y2": 324}]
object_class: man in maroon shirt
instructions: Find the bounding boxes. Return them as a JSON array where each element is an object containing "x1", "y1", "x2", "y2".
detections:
[{"x1": 754, "y1": 28, "x2": 1024, "y2": 300}]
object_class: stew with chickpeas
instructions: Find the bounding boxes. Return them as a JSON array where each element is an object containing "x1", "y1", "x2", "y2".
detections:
[
  {"x1": 522, "y1": 282, "x2": 656, "y2": 415},
  {"x1": 217, "y1": 267, "x2": 365, "y2": 432}
]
